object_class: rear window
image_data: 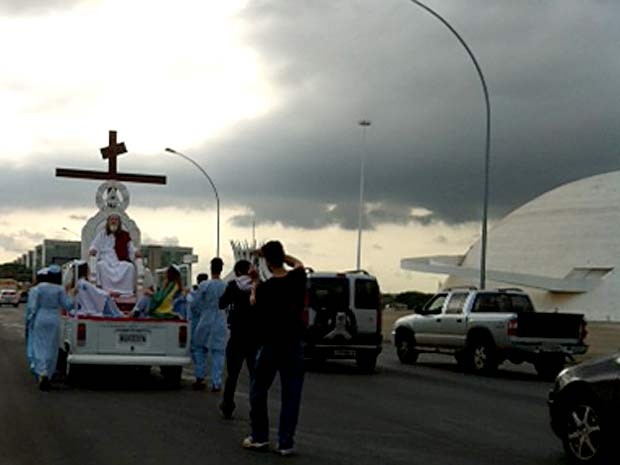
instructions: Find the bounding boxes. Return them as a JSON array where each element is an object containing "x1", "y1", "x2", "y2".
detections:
[
  {"x1": 354, "y1": 279, "x2": 380, "y2": 310},
  {"x1": 472, "y1": 293, "x2": 534, "y2": 313},
  {"x1": 308, "y1": 278, "x2": 349, "y2": 310}
]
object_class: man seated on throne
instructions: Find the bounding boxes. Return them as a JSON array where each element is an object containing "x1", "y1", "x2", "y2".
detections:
[{"x1": 89, "y1": 213, "x2": 140, "y2": 296}]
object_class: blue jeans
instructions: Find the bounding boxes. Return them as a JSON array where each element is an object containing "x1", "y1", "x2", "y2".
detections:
[{"x1": 249, "y1": 342, "x2": 304, "y2": 449}]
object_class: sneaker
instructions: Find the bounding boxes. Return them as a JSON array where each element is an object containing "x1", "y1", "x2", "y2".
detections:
[
  {"x1": 274, "y1": 446, "x2": 295, "y2": 457},
  {"x1": 210, "y1": 385, "x2": 222, "y2": 393},
  {"x1": 242, "y1": 436, "x2": 269, "y2": 451},
  {"x1": 192, "y1": 379, "x2": 206, "y2": 391}
]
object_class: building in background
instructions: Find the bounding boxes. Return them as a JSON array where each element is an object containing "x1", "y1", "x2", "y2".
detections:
[
  {"x1": 21, "y1": 240, "x2": 195, "y2": 284},
  {"x1": 42, "y1": 240, "x2": 82, "y2": 266},
  {"x1": 140, "y1": 244, "x2": 196, "y2": 287},
  {"x1": 401, "y1": 171, "x2": 620, "y2": 322}
]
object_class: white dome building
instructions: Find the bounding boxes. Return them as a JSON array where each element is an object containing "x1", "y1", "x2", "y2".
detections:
[{"x1": 402, "y1": 171, "x2": 620, "y2": 322}]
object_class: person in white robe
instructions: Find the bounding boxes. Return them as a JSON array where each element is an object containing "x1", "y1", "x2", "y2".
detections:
[
  {"x1": 89, "y1": 214, "x2": 138, "y2": 295},
  {"x1": 68, "y1": 261, "x2": 125, "y2": 318}
]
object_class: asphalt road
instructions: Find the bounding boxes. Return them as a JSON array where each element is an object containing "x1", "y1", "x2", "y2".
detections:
[{"x1": 0, "y1": 306, "x2": 568, "y2": 465}]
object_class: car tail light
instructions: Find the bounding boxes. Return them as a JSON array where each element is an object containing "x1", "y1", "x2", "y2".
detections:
[
  {"x1": 178, "y1": 326, "x2": 187, "y2": 348},
  {"x1": 507, "y1": 318, "x2": 518, "y2": 337},
  {"x1": 77, "y1": 323, "x2": 86, "y2": 346},
  {"x1": 580, "y1": 320, "x2": 588, "y2": 341}
]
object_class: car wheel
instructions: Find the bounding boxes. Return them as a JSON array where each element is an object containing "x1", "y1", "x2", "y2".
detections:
[
  {"x1": 466, "y1": 338, "x2": 498, "y2": 374},
  {"x1": 395, "y1": 330, "x2": 419, "y2": 364},
  {"x1": 161, "y1": 366, "x2": 182, "y2": 387},
  {"x1": 66, "y1": 364, "x2": 85, "y2": 384},
  {"x1": 562, "y1": 397, "x2": 606, "y2": 464},
  {"x1": 356, "y1": 352, "x2": 377, "y2": 373}
]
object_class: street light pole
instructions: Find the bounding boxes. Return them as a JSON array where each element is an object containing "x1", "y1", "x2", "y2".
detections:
[
  {"x1": 165, "y1": 148, "x2": 221, "y2": 258},
  {"x1": 357, "y1": 119, "x2": 371, "y2": 270},
  {"x1": 62, "y1": 227, "x2": 80, "y2": 239},
  {"x1": 407, "y1": 0, "x2": 491, "y2": 289}
]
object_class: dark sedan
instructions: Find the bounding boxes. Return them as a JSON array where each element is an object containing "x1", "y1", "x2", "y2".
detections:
[{"x1": 548, "y1": 353, "x2": 620, "y2": 464}]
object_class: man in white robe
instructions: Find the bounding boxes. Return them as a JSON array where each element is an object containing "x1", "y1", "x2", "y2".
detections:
[{"x1": 89, "y1": 214, "x2": 138, "y2": 295}]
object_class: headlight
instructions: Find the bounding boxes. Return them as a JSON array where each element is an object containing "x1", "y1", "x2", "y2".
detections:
[{"x1": 553, "y1": 367, "x2": 573, "y2": 391}]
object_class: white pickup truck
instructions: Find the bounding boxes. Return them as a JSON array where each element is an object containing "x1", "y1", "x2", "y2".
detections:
[
  {"x1": 58, "y1": 313, "x2": 190, "y2": 385},
  {"x1": 392, "y1": 288, "x2": 588, "y2": 379},
  {"x1": 56, "y1": 258, "x2": 192, "y2": 385}
]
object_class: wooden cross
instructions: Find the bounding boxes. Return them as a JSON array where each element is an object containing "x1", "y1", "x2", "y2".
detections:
[{"x1": 56, "y1": 130, "x2": 167, "y2": 184}]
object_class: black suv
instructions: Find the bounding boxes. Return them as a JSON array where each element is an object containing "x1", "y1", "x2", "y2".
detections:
[{"x1": 303, "y1": 271, "x2": 382, "y2": 372}]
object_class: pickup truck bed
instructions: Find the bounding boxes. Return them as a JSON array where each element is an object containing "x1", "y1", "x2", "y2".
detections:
[{"x1": 514, "y1": 312, "x2": 584, "y2": 339}]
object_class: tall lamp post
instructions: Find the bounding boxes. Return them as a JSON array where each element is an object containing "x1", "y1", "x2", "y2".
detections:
[
  {"x1": 62, "y1": 227, "x2": 80, "y2": 239},
  {"x1": 165, "y1": 148, "x2": 221, "y2": 258},
  {"x1": 407, "y1": 0, "x2": 491, "y2": 289},
  {"x1": 357, "y1": 119, "x2": 371, "y2": 270}
]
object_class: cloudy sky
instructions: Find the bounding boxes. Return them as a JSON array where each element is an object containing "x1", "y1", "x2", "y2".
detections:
[{"x1": 1, "y1": 0, "x2": 618, "y2": 292}]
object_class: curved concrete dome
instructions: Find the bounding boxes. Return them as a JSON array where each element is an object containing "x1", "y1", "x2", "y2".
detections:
[{"x1": 451, "y1": 171, "x2": 620, "y2": 322}]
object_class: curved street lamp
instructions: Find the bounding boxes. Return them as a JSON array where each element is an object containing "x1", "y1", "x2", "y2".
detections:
[
  {"x1": 408, "y1": 0, "x2": 491, "y2": 289},
  {"x1": 62, "y1": 227, "x2": 80, "y2": 239},
  {"x1": 165, "y1": 148, "x2": 221, "y2": 258}
]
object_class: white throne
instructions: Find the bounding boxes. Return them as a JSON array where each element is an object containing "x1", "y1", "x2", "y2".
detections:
[{"x1": 81, "y1": 181, "x2": 145, "y2": 309}]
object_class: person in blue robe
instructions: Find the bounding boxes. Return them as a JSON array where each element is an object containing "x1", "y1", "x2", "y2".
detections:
[
  {"x1": 190, "y1": 258, "x2": 228, "y2": 391},
  {"x1": 25, "y1": 268, "x2": 48, "y2": 375},
  {"x1": 30, "y1": 265, "x2": 73, "y2": 390},
  {"x1": 187, "y1": 273, "x2": 208, "y2": 375}
]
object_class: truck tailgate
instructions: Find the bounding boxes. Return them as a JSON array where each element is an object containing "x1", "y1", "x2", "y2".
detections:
[
  {"x1": 96, "y1": 321, "x2": 170, "y2": 355},
  {"x1": 516, "y1": 312, "x2": 584, "y2": 339}
]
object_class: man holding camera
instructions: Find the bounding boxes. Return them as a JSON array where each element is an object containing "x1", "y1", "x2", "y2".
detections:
[{"x1": 242, "y1": 241, "x2": 306, "y2": 456}]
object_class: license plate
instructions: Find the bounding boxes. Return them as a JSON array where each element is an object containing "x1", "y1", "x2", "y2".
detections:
[
  {"x1": 334, "y1": 349, "x2": 356, "y2": 357},
  {"x1": 118, "y1": 332, "x2": 148, "y2": 345}
]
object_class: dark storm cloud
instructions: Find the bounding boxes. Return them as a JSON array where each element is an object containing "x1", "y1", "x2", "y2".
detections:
[
  {"x1": 202, "y1": 0, "x2": 620, "y2": 228},
  {"x1": 4, "y1": 0, "x2": 620, "y2": 231}
]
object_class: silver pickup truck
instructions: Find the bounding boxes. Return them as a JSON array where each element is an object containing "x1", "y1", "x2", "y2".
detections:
[{"x1": 392, "y1": 288, "x2": 588, "y2": 379}]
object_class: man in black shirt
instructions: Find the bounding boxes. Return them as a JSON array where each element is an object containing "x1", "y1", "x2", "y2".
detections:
[
  {"x1": 242, "y1": 241, "x2": 306, "y2": 456},
  {"x1": 218, "y1": 259, "x2": 257, "y2": 419}
]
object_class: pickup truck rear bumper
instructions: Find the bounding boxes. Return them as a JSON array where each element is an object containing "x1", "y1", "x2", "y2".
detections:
[
  {"x1": 507, "y1": 342, "x2": 588, "y2": 356},
  {"x1": 68, "y1": 354, "x2": 191, "y2": 366}
]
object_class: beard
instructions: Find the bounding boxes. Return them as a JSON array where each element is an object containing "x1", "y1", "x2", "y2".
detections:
[{"x1": 109, "y1": 223, "x2": 119, "y2": 233}]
